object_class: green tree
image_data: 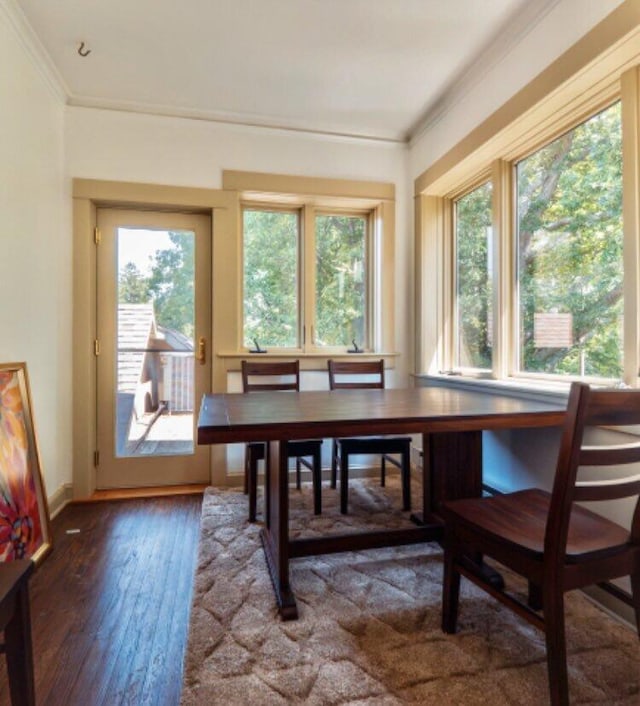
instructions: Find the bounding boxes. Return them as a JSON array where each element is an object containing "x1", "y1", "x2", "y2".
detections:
[
  {"x1": 147, "y1": 232, "x2": 195, "y2": 340},
  {"x1": 456, "y1": 183, "x2": 493, "y2": 369},
  {"x1": 516, "y1": 101, "x2": 622, "y2": 377},
  {"x1": 243, "y1": 210, "x2": 298, "y2": 347},
  {"x1": 118, "y1": 262, "x2": 151, "y2": 304},
  {"x1": 315, "y1": 214, "x2": 366, "y2": 347}
]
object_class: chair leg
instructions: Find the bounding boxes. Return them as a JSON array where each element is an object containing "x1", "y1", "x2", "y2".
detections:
[
  {"x1": 248, "y1": 452, "x2": 259, "y2": 523},
  {"x1": 312, "y1": 448, "x2": 322, "y2": 516},
  {"x1": 441, "y1": 536, "x2": 461, "y2": 634},
  {"x1": 381, "y1": 455, "x2": 386, "y2": 487},
  {"x1": 543, "y1": 586, "x2": 569, "y2": 706},
  {"x1": 296, "y1": 458, "x2": 302, "y2": 490},
  {"x1": 528, "y1": 580, "x2": 543, "y2": 611},
  {"x1": 330, "y1": 439, "x2": 338, "y2": 489},
  {"x1": 340, "y1": 452, "x2": 349, "y2": 515},
  {"x1": 401, "y1": 448, "x2": 411, "y2": 511},
  {"x1": 243, "y1": 450, "x2": 250, "y2": 495},
  {"x1": 630, "y1": 570, "x2": 640, "y2": 635}
]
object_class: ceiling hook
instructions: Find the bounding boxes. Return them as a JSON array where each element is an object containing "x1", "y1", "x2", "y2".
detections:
[{"x1": 77, "y1": 42, "x2": 91, "y2": 58}]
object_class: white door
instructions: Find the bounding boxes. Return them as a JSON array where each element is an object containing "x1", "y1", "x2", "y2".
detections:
[{"x1": 95, "y1": 208, "x2": 211, "y2": 488}]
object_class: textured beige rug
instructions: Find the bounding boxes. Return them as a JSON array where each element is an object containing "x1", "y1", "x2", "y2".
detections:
[{"x1": 181, "y1": 478, "x2": 640, "y2": 705}]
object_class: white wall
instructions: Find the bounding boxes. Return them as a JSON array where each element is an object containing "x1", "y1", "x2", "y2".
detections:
[
  {"x1": 0, "y1": 6, "x2": 71, "y2": 500},
  {"x1": 409, "y1": 0, "x2": 625, "y2": 178}
]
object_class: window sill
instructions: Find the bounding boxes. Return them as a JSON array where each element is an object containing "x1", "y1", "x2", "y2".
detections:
[
  {"x1": 415, "y1": 373, "x2": 571, "y2": 406},
  {"x1": 218, "y1": 350, "x2": 400, "y2": 370}
]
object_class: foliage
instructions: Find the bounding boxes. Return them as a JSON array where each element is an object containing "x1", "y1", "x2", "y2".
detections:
[
  {"x1": 242, "y1": 210, "x2": 368, "y2": 348},
  {"x1": 315, "y1": 214, "x2": 366, "y2": 347},
  {"x1": 243, "y1": 210, "x2": 298, "y2": 348},
  {"x1": 457, "y1": 102, "x2": 622, "y2": 379},
  {"x1": 118, "y1": 232, "x2": 195, "y2": 340},
  {"x1": 455, "y1": 182, "x2": 493, "y2": 369},
  {"x1": 516, "y1": 102, "x2": 622, "y2": 377},
  {"x1": 119, "y1": 262, "x2": 150, "y2": 304}
]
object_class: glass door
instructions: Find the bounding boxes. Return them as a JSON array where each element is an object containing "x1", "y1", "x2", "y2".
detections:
[{"x1": 95, "y1": 208, "x2": 211, "y2": 488}]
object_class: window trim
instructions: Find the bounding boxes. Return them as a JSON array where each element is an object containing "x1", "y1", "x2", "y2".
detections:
[{"x1": 226, "y1": 170, "x2": 396, "y2": 358}]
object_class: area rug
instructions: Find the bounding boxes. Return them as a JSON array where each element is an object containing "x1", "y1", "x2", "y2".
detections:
[{"x1": 181, "y1": 478, "x2": 640, "y2": 705}]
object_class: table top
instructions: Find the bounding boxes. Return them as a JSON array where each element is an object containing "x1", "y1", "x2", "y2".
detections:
[
  {"x1": 0, "y1": 559, "x2": 33, "y2": 605},
  {"x1": 197, "y1": 386, "x2": 566, "y2": 444}
]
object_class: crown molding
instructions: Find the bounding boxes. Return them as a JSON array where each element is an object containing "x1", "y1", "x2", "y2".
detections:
[
  {"x1": 408, "y1": 0, "x2": 563, "y2": 144},
  {"x1": 66, "y1": 95, "x2": 408, "y2": 146},
  {"x1": 0, "y1": 0, "x2": 69, "y2": 104}
]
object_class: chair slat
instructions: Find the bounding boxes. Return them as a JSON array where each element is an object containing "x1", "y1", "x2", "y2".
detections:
[
  {"x1": 580, "y1": 442, "x2": 640, "y2": 466},
  {"x1": 574, "y1": 473, "x2": 640, "y2": 501}
]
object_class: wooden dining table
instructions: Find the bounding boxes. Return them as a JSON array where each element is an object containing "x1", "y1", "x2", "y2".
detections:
[{"x1": 197, "y1": 385, "x2": 566, "y2": 619}]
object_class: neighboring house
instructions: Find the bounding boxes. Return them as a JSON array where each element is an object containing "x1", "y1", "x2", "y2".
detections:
[{"x1": 117, "y1": 304, "x2": 194, "y2": 454}]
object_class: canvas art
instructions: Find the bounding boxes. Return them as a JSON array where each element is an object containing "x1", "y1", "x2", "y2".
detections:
[{"x1": 0, "y1": 362, "x2": 51, "y2": 565}]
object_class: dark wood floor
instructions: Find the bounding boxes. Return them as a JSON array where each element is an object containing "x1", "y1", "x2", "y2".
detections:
[{"x1": 0, "y1": 494, "x2": 203, "y2": 706}]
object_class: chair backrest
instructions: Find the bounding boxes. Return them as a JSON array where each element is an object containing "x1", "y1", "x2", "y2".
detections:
[
  {"x1": 241, "y1": 360, "x2": 300, "y2": 393},
  {"x1": 547, "y1": 381, "x2": 640, "y2": 555},
  {"x1": 327, "y1": 359, "x2": 385, "y2": 390}
]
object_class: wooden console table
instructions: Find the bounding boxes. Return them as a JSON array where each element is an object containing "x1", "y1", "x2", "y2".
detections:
[{"x1": 0, "y1": 559, "x2": 35, "y2": 706}]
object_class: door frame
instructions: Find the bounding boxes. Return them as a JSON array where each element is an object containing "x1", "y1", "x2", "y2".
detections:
[
  {"x1": 95, "y1": 207, "x2": 212, "y2": 488},
  {"x1": 72, "y1": 179, "x2": 238, "y2": 498}
]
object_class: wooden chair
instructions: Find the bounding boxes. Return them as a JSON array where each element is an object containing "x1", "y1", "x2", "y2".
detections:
[
  {"x1": 242, "y1": 360, "x2": 323, "y2": 522},
  {"x1": 441, "y1": 381, "x2": 640, "y2": 706},
  {"x1": 327, "y1": 359, "x2": 411, "y2": 514}
]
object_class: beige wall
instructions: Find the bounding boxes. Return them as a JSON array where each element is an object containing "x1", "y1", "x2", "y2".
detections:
[{"x1": 0, "y1": 4, "x2": 71, "y2": 506}]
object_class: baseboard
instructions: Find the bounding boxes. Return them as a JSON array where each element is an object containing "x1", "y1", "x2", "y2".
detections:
[
  {"x1": 48, "y1": 483, "x2": 74, "y2": 519},
  {"x1": 582, "y1": 584, "x2": 637, "y2": 631}
]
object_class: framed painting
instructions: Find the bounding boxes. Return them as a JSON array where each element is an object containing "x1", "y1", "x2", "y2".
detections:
[{"x1": 0, "y1": 362, "x2": 52, "y2": 565}]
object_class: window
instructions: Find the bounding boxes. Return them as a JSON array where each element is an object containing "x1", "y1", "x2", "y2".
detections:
[
  {"x1": 243, "y1": 208, "x2": 299, "y2": 348},
  {"x1": 515, "y1": 102, "x2": 622, "y2": 379},
  {"x1": 454, "y1": 182, "x2": 493, "y2": 371},
  {"x1": 242, "y1": 205, "x2": 372, "y2": 351},
  {"x1": 421, "y1": 98, "x2": 629, "y2": 385},
  {"x1": 315, "y1": 213, "x2": 368, "y2": 347}
]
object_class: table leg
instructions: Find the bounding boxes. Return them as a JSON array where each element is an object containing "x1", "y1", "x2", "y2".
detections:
[
  {"x1": 260, "y1": 439, "x2": 298, "y2": 620},
  {"x1": 4, "y1": 578, "x2": 35, "y2": 706},
  {"x1": 411, "y1": 430, "x2": 483, "y2": 528}
]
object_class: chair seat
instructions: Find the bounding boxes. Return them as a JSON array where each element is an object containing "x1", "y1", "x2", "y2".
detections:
[{"x1": 442, "y1": 488, "x2": 630, "y2": 562}]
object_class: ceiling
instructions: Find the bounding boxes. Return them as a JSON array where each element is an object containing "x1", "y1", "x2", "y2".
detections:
[{"x1": 15, "y1": 0, "x2": 558, "y2": 143}]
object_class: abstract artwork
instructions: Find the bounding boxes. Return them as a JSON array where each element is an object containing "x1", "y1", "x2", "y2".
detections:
[{"x1": 0, "y1": 362, "x2": 51, "y2": 565}]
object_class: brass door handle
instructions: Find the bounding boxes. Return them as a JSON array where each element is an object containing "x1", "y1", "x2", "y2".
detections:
[{"x1": 197, "y1": 337, "x2": 206, "y2": 365}]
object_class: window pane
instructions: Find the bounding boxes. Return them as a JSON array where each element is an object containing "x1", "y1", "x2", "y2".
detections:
[
  {"x1": 315, "y1": 214, "x2": 367, "y2": 347},
  {"x1": 243, "y1": 209, "x2": 298, "y2": 348},
  {"x1": 516, "y1": 102, "x2": 622, "y2": 378},
  {"x1": 455, "y1": 182, "x2": 493, "y2": 370}
]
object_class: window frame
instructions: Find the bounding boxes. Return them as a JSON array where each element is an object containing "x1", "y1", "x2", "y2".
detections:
[
  {"x1": 450, "y1": 175, "x2": 495, "y2": 376},
  {"x1": 229, "y1": 172, "x2": 394, "y2": 358},
  {"x1": 420, "y1": 87, "x2": 635, "y2": 387}
]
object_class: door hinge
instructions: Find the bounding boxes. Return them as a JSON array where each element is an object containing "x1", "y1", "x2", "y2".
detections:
[
  {"x1": 94, "y1": 339, "x2": 100, "y2": 356},
  {"x1": 94, "y1": 227, "x2": 101, "y2": 245},
  {"x1": 94, "y1": 450, "x2": 100, "y2": 467}
]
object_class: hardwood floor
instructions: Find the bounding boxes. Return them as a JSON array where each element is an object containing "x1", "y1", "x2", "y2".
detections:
[{"x1": 0, "y1": 494, "x2": 203, "y2": 706}]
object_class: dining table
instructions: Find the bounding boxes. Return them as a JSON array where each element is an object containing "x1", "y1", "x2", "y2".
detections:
[{"x1": 197, "y1": 385, "x2": 566, "y2": 619}]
